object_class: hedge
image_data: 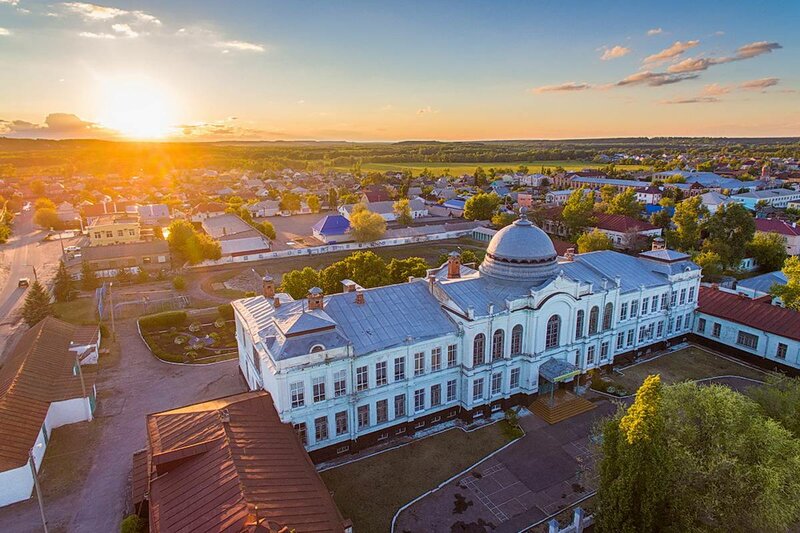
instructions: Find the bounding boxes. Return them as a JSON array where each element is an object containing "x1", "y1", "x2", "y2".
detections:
[
  {"x1": 138, "y1": 310, "x2": 188, "y2": 331},
  {"x1": 217, "y1": 303, "x2": 234, "y2": 320}
]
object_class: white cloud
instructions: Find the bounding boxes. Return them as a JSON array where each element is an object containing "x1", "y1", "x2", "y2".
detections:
[
  {"x1": 214, "y1": 40, "x2": 265, "y2": 53},
  {"x1": 646, "y1": 28, "x2": 664, "y2": 36},
  {"x1": 644, "y1": 40, "x2": 700, "y2": 64},
  {"x1": 666, "y1": 57, "x2": 714, "y2": 73},
  {"x1": 735, "y1": 41, "x2": 781, "y2": 59},
  {"x1": 79, "y1": 31, "x2": 115, "y2": 39},
  {"x1": 111, "y1": 23, "x2": 138, "y2": 38},
  {"x1": 532, "y1": 81, "x2": 592, "y2": 93},
  {"x1": 616, "y1": 71, "x2": 697, "y2": 87},
  {"x1": 416, "y1": 106, "x2": 439, "y2": 115},
  {"x1": 601, "y1": 45, "x2": 631, "y2": 61},
  {"x1": 703, "y1": 83, "x2": 731, "y2": 96},
  {"x1": 61, "y1": 2, "x2": 160, "y2": 25},
  {"x1": 0, "y1": 0, "x2": 20, "y2": 5},
  {"x1": 661, "y1": 96, "x2": 720, "y2": 104},
  {"x1": 739, "y1": 77, "x2": 779, "y2": 91},
  {"x1": 0, "y1": 27, "x2": 10, "y2": 36}
]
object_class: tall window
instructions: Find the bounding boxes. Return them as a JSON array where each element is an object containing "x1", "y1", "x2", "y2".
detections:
[
  {"x1": 334, "y1": 370, "x2": 346, "y2": 397},
  {"x1": 431, "y1": 347, "x2": 442, "y2": 371},
  {"x1": 712, "y1": 322, "x2": 721, "y2": 337},
  {"x1": 641, "y1": 298, "x2": 649, "y2": 315},
  {"x1": 777, "y1": 343, "x2": 788, "y2": 360},
  {"x1": 492, "y1": 329, "x2": 504, "y2": 361},
  {"x1": 660, "y1": 293, "x2": 668, "y2": 310},
  {"x1": 394, "y1": 394, "x2": 406, "y2": 418},
  {"x1": 431, "y1": 384, "x2": 442, "y2": 406},
  {"x1": 375, "y1": 361, "x2": 387, "y2": 386},
  {"x1": 588, "y1": 306, "x2": 599, "y2": 335},
  {"x1": 510, "y1": 368, "x2": 521, "y2": 389},
  {"x1": 414, "y1": 352, "x2": 425, "y2": 375},
  {"x1": 376, "y1": 399, "x2": 388, "y2": 423},
  {"x1": 472, "y1": 378, "x2": 484, "y2": 401},
  {"x1": 630, "y1": 300, "x2": 639, "y2": 318},
  {"x1": 394, "y1": 357, "x2": 405, "y2": 381},
  {"x1": 294, "y1": 422, "x2": 307, "y2": 445},
  {"x1": 414, "y1": 388, "x2": 425, "y2": 412},
  {"x1": 357, "y1": 405, "x2": 369, "y2": 429},
  {"x1": 616, "y1": 332, "x2": 624, "y2": 350},
  {"x1": 312, "y1": 376, "x2": 326, "y2": 403},
  {"x1": 575, "y1": 310, "x2": 585, "y2": 339},
  {"x1": 587, "y1": 345, "x2": 595, "y2": 364},
  {"x1": 545, "y1": 315, "x2": 561, "y2": 349},
  {"x1": 697, "y1": 318, "x2": 706, "y2": 333},
  {"x1": 447, "y1": 344, "x2": 457, "y2": 367},
  {"x1": 602, "y1": 303, "x2": 613, "y2": 330},
  {"x1": 290, "y1": 381, "x2": 305, "y2": 408},
  {"x1": 688, "y1": 287, "x2": 696, "y2": 302},
  {"x1": 679, "y1": 288, "x2": 686, "y2": 305},
  {"x1": 600, "y1": 342, "x2": 609, "y2": 361},
  {"x1": 251, "y1": 346, "x2": 261, "y2": 374},
  {"x1": 619, "y1": 303, "x2": 628, "y2": 321},
  {"x1": 314, "y1": 416, "x2": 328, "y2": 442},
  {"x1": 511, "y1": 325, "x2": 523, "y2": 355},
  {"x1": 356, "y1": 366, "x2": 368, "y2": 391},
  {"x1": 473, "y1": 334, "x2": 486, "y2": 366},
  {"x1": 335, "y1": 411, "x2": 348, "y2": 436},
  {"x1": 491, "y1": 372, "x2": 502, "y2": 396},
  {"x1": 446, "y1": 379, "x2": 457, "y2": 402}
]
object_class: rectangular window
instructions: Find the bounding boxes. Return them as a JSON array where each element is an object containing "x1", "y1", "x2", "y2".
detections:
[
  {"x1": 334, "y1": 370, "x2": 346, "y2": 397},
  {"x1": 641, "y1": 298, "x2": 649, "y2": 315},
  {"x1": 117, "y1": 230, "x2": 124, "y2": 237},
  {"x1": 688, "y1": 287, "x2": 696, "y2": 302},
  {"x1": 447, "y1": 379, "x2": 458, "y2": 401},
  {"x1": 670, "y1": 290, "x2": 677, "y2": 307},
  {"x1": 656, "y1": 321, "x2": 664, "y2": 338},
  {"x1": 675, "y1": 315, "x2": 682, "y2": 331},
  {"x1": 357, "y1": 405, "x2": 369, "y2": 429},
  {"x1": 375, "y1": 361, "x2": 388, "y2": 387},
  {"x1": 587, "y1": 346, "x2": 596, "y2": 364},
  {"x1": 335, "y1": 411, "x2": 348, "y2": 435},
  {"x1": 639, "y1": 325, "x2": 646, "y2": 342},
  {"x1": 736, "y1": 331, "x2": 759, "y2": 350},
  {"x1": 510, "y1": 368, "x2": 521, "y2": 389},
  {"x1": 312, "y1": 376, "x2": 326, "y2": 403},
  {"x1": 356, "y1": 366, "x2": 368, "y2": 391},
  {"x1": 394, "y1": 394, "x2": 406, "y2": 418},
  {"x1": 491, "y1": 372, "x2": 502, "y2": 396},
  {"x1": 600, "y1": 342, "x2": 609, "y2": 361},
  {"x1": 447, "y1": 344, "x2": 457, "y2": 367},
  {"x1": 472, "y1": 378, "x2": 484, "y2": 402},
  {"x1": 697, "y1": 318, "x2": 706, "y2": 333},
  {"x1": 651, "y1": 295, "x2": 659, "y2": 311},
  {"x1": 619, "y1": 302, "x2": 628, "y2": 321},
  {"x1": 414, "y1": 352, "x2": 425, "y2": 376},
  {"x1": 431, "y1": 384, "x2": 442, "y2": 406},
  {"x1": 376, "y1": 399, "x2": 388, "y2": 423},
  {"x1": 684, "y1": 313, "x2": 692, "y2": 330},
  {"x1": 314, "y1": 416, "x2": 328, "y2": 442},
  {"x1": 679, "y1": 288, "x2": 686, "y2": 305},
  {"x1": 251, "y1": 346, "x2": 261, "y2": 374},
  {"x1": 777, "y1": 343, "x2": 788, "y2": 360},
  {"x1": 616, "y1": 332, "x2": 624, "y2": 350},
  {"x1": 294, "y1": 423, "x2": 307, "y2": 445},
  {"x1": 626, "y1": 329, "x2": 634, "y2": 347},
  {"x1": 394, "y1": 356, "x2": 405, "y2": 381},
  {"x1": 414, "y1": 388, "x2": 425, "y2": 412},
  {"x1": 630, "y1": 300, "x2": 639, "y2": 318},
  {"x1": 431, "y1": 347, "x2": 442, "y2": 371},
  {"x1": 290, "y1": 381, "x2": 305, "y2": 408},
  {"x1": 712, "y1": 322, "x2": 721, "y2": 337},
  {"x1": 660, "y1": 293, "x2": 668, "y2": 310}
]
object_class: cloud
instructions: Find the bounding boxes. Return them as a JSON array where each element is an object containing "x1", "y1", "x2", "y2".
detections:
[
  {"x1": 666, "y1": 57, "x2": 714, "y2": 73},
  {"x1": 734, "y1": 41, "x2": 781, "y2": 59},
  {"x1": 416, "y1": 106, "x2": 439, "y2": 115},
  {"x1": 0, "y1": 113, "x2": 117, "y2": 139},
  {"x1": 601, "y1": 45, "x2": 631, "y2": 60},
  {"x1": 213, "y1": 40, "x2": 265, "y2": 53},
  {"x1": 713, "y1": 30, "x2": 725, "y2": 36},
  {"x1": 532, "y1": 82, "x2": 592, "y2": 93},
  {"x1": 0, "y1": 0, "x2": 19, "y2": 5},
  {"x1": 0, "y1": 27, "x2": 10, "y2": 36},
  {"x1": 61, "y1": 2, "x2": 160, "y2": 25},
  {"x1": 111, "y1": 23, "x2": 138, "y2": 38},
  {"x1": 703, "y1": 83, "x2": 731, "y2": 96},
  {"x1": 665, "y1": 41, "x2": 783, "y2": 74},
  {"x1": 646, "y1": 28, "x2": 664, "y2": 36},
  {"x1": 739, "y1": 77, "x2": 779, "y2": 91},
  {"x1": 644, "y1": 40, "x2": 700, "y2": 64},
  {"x1": 616, "y1": 71, "x2": 698, "y2": 87},
  {"x1": 661, "y1": 96, "x2": 721, "y2": 104},
  {"x1": 79, "y1": 31, "x2": 115, "y2": 39},
  {"x1": 176, "y1": 120, "x2": 283, "y2": 140}
]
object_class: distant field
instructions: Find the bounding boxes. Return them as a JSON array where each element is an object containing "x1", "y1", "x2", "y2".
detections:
[{"x1": 333, "y1": 160, "x2": 652, "y2": 176}]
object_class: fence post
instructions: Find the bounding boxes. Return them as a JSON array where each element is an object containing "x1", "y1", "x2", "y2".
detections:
[
  {"x1": 573, "y1": 507, "x2": 585, "y2": 533},
  {"x1": 548, "y1": 518, "x2": 560, "y2": 533}
]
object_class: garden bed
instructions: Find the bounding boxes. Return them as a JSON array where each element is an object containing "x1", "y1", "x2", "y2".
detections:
[{"x1": 140, "y1": 311, "x2": 238, "y2": 364}]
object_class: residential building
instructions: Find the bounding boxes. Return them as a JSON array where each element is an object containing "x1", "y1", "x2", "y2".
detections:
[
  {"x1": 190, "y1": 202, "x2": 227, "y2": 222},
  {"x1": 0, "y1": 318, "x2": 97, "y2": 507},
  {"x1": 636, "y1": 186, "x2": 663, "y2": 205},
  {"x1": 545, "y1": 189, "x2": 574, "y2": 205},
  {"x1": 80, "y1": 240, "x2": 171, "y2": 276},
  {"x1": 698, "y1": 191, "x2": 734, "y2": 214},
  {"x1": 56, "y1": 201, "x2": 79, "y2": 224},
  {"x1": 732, "y1": 188, "x2": 800, "y2": 210},
  {"x1": 339, "y1": 199, "x2": 428, "y2": 222},
  {"x1": 136, "y1": 204, "x2": 170, "y2": 226},
  {"x1": 82, "y1": 201, "x2": 137, "y2": 226},
  {"x1": 312, "y1": 214, "x2": 352, "y2": 244},
  {"x1": 735, "y1": 271, "x2": 787, "y2": 299},
  {"x1": 233, "y1": 216, "x2": 700, "y2": 460},
  {"x1": 245, "y1": 199, "x2": 280, "y2": 218},
  {"x1": 754, "y1": 219, "x2": 800, "y2": 255},
  {"x1": 88, "y1": 213, "x2": 141, "y2": 246},
  {"x1": 540, "y1": 207, "x2": 662, "y2": 250},
  {"x1": 201, "y1": 214, "x2": 271, "y2": 264},
  {"x1": 570, "y1": 177, "x2": 652, "y2": 192},
  {"x1": 132, "y1": 391, "x2": 350, "y2": 533}
]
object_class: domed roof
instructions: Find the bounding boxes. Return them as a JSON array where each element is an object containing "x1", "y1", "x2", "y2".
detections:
[{"x1": 479, "y1": 215, "x2": 559, "y2": 283}]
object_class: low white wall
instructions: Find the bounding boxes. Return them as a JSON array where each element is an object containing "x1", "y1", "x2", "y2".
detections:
[
  {"x1": 0, "y1": 464, "x2": 34, "y2": 507},
  {"x1": 48, "y1": 397, "x2": 93, "y2": 428}
]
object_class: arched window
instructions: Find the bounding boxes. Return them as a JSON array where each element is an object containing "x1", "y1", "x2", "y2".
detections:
[
  {"x1": 603, "y1": 303, "x2": 613, "y2": 330},
  {"x1": 492, "y1": 329, "x2": 504, "y2": 361},
  {"x1": 511, "y1": 325, "x2": 523, "y2": 355},
  {"x1": 310, "y1": 344, "x2": 326, "y2": 353},
  {"x1": 545, "y1": 315, "x2": 561, "y2": 349},
  {"x1": 575, "y1": 310, "x2": 585, "y2": 339},
  {"x1": 473, "y1": 334, "x2": 485, "y2": 367},
  {"x1": 588, "y1": 306, "x2": 599, "y2": 335}
]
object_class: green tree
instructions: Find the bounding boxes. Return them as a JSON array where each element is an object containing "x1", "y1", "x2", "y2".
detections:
[
  {"x1": 473, "y1": 166, "x2": 487, "y2": 187},
  {"x1": 53, "y1": 260, "x2": 74, "y2": 302},
  {"x1": 22, "y1": 280, "x2": 53, "y2": 326},
  {"x1": 34, "y1": 197, "x2": 56, "y2": 210},
  {"x1": 256, "y1": 221, "x2": 276, "y2": 240},
  {"x1": 607, "y1": 188, "x2": 643, "y2": 218},
  {"x1": 597, "y1": 376, "x2": 800, "y2": 533},
  {"x1": 328, "y1": 187, "x2": 339, "y2": 209},
  {"x1": 649, "y1": 209, "x2": 672, "y2": 230},
  {"x1": 577, "y1": 229, "x2": 612, "y2": 253},
  {"x1": 387, "y1": 257, "x2": 428, "y2": 284},
  {"x1": 746, "y1": 232, "x2": 787, "y2": 272},
  {"x1": 749, "y1": 374, "x2": 800, "y2": 439},
  {"x1": 320, "y1": 260, "x2": 351, "y2": 294},
  {"x1": 166, "y1": 220, "x2": 222, "y2": 264},
  {"x1": 562, "y1": 188, "x2": 596, "y2": 238},
  {"x1": 306, "y1": 194, "x2": 321, "y2": 213},
  {"x1": 463, "y1": 193, "x2": 501, "y2": 221},
  {"x1": 597, "y1": 184, "x2": 616, "y2": 212},
  {"x1": 703, "y1": 203, "x2": 756, "y2": 268},
  {"x1": 33, "y1": 207, "x2": 60, "y2": 229},
  {"x1": 279, "y1": 191, "x2": 302, "y2": 213},
  {"x1": 344, "y1": 251, "x2": 389, "y2": 287},
  {"x1": 668, "y1": 196, "x2": 707, "y2": 251},
  {"x1": 772, "y1": 256, "x2": 800, "y2": 310},
  {"x1": 491, "y1": 211, "x2": 516, "y2": 228},
  {"x1": 349, "y1": 207, "x2": 386, "y2": 242},
  {"x1": 393, "y1": 198, "x2": 413, "y2": 226},
  {"x1": 81, "y1": 261, "x2": 99, "y2": 290},
  {"x1": 172, "y1": 275, "x2": 186, "y2": 290},
  {"x1": 280, "y1": 267, "x2": 321, "y2": 299},
  {"x1": 693, "y1": 250, "x2": 723, "y2": 280}
]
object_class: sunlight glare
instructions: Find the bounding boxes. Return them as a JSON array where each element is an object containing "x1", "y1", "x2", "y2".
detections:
[{"x1": 97, "y1": 76, "x2": 174, "y2": 139}]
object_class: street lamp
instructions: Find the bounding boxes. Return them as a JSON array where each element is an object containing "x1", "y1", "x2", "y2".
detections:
[{"x1": 29, "y1": 443, "x2": 48, "y2": 533}]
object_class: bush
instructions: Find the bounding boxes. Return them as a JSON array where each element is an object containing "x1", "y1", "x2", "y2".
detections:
[
  {"x1": 138, "y1": 310, "x2": 188, "y2": 331},
  {"x1": 214, "y1": 317, "x2": 226, "y2": 328},
  {"x1": 172, "y1": 275, "x2": 186, "y2": 291},
  {"x1": 120, "y1": 515, "x2": 143, "y2": 533},
  {"x1": 217, "y1": 303, "x2": 234, "y2": 320}
]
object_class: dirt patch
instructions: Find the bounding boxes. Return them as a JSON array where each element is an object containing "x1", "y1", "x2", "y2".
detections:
[
  {"x1": 38, "y1": 421, "x2": 101, "y2": 500},
  {"x1": 453, "y1": 493, "x2": 474, "y2": 514}
]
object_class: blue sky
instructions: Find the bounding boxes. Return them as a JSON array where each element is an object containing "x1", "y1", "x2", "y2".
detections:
[{"x1": 0, "y1": 0, "x2": 797, "y2": 140}]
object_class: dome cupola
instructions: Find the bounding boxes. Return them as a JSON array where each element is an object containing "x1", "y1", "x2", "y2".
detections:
[{"x1": 479, "y1": 213, "x2": 559, "y2": 283}]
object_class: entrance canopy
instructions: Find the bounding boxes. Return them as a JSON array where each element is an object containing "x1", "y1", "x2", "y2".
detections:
[{"x1": 539, "y1": 357, "x2": 580, "y2": 383}]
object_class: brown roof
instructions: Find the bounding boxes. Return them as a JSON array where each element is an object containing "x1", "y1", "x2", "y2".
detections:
[
  {"x1": 0, "y1": 317, "x2": 98, "y2": 470},
  {"x1": 755, "y1": 218, "x2": 800, "y2": 237},
  {"x1": 551, "y1": 238, "x2": 574, "y2": 256},
  {"x1": 594, "y1": 213, "x2": 659, "y2": 233},
  {"x1": 698, "y1": 286, "x2": 800, "y2": 342},
  {"x1": 72, "y1": 325, "x2": 100, "y2": 346},
  {"x1": 145, "y1": 391, "x2": 348, "y2": 533},
  {"x1": 83, "y1": 201, "x2": 136, "y2": 217}
]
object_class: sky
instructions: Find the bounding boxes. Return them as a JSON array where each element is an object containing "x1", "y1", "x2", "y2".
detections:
[{"x1": 0, "y1": 0, "x2": 798, "y2": 141}]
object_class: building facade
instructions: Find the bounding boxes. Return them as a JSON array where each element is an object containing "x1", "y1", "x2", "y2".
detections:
[
  {"x1": 232, "y1": 217, "x2": 701, "y2": 461},
  {"x1": 88, "y1": 214, "x2": 141, "y2": 246}
]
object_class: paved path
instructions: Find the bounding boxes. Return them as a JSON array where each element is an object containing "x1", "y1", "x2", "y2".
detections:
[
  {"x1": 0, "y1": 319, "x2": 246, "y2": 533},
  {"x1": 395, "y1": 399, "x2": 616, "y2": 533}
]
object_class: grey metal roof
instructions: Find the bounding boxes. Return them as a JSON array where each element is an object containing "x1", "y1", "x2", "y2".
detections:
[
  {"x1": 638, "y1": 249, "x2": 690, "y2": 262},
  {"x1": 438, "y1": 275, "x2": 539, "y2": 317},
  {"x1": 568, "y1": 251, "x2": 674, "y2": 292},
  {"x1": 737, "y1": 271, "x2": 787, "y2": 294}
]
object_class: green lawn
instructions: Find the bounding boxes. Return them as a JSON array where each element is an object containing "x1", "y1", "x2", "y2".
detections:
[
  {"x1": 52, "y1": 298, "x2": 98, "y2": 325},
  {"x1": 320, "y1": 423, "x2": 512, "y2": 532},
  {"x1": 333, "y1": 160, "x2": 652, "y2": 176}
]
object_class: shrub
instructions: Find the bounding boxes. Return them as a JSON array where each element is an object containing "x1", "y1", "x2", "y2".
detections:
[
  {"x1": 188, "y1": 321, "x2": 201, "y2": 333},
  {"x1": 244, "y1": 290, "x2": 256, "y2": 297},
  {"x1": 217, "y1": 303, "x2": 234, "y2": 320},
  {"x1": 172, "y1": 275, "x2": 186, "y2": 291},
  {"x1": 138, "y1": 310, "x2": 187, "y2": 331},
  {"x1": 120, "y1": 515, "x2": 143, "y2": 533},
  {"x1": 214, "y1": 317, "x2": 226, "y2": 328},
  {"x1": 185, "y1": 350, "x2": 198, "y2": 362},
  {"x1": 174, "y1": 335, "x2": 188, "y2": 345}
]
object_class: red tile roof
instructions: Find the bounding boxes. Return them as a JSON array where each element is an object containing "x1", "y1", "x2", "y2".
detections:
[
  {"x1": 193, "y1": 202, "x2": 228, "y2": 214},
  {"x1": 0, "y1": 317, "x2": 98, "y2": 470},
  {"x1": 144, "y1": 391, "x2": 348, "y2": 533},
  {"x1": 594, "y1": 213, "x2": 659, "y2": 233},
  {"x1": 82, "y1": 201, "x2": 136, "y2": 218},
  {"x1": 755, "y1": 218, "x2": 800, "y2": 237},
  {"x1": 697, "y1": 287, "x2": 800, "y2": 342}
]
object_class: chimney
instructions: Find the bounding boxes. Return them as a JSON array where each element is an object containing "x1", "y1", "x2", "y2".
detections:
[
  {"x1": 355, "y1": 289, "x2": 365, "y2": 305},
  {"x1": 262, "y1": 273, "x2": 275, "y2": 298},
  {"x1": 307, "y1": 287, "x2": 324, "y2": 310},
  {"x1": 564, "y1": 247, "x2": 575, "y2": 262},
  {"x1": 447, "y1": 251, "x2": 461, "y2": 279},
  {"x1": 220, "y1": 408, "x2": 230, "y2": 424},
  {"x1": 273, "y1": 296, "x2": 281, "y2": 308},
  {"x1": 341, "y1": 279, "x2": 357, "y2": 293},
  {"x1": 408, "y1": 275, "x2": 415, "y2": 283},
  {"x1": 467, "y1": 305, "x2": 475, "y2": 319},
  {"x1": 652, "y1": 237, "x2": 666, "y2": 251}
]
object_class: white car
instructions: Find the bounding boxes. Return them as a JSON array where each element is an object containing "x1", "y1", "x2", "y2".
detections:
[{"x1": 65, "y1": 245, "x2": 81, "y2": 253}]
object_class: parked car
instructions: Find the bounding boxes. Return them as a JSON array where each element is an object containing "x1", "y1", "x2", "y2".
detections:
[
  {"x1": 65, "y1": 245, "x2": 81, "y2": 253},
  {"x1": 18, "y1": 277, "x2": 30, "y2": 288}
]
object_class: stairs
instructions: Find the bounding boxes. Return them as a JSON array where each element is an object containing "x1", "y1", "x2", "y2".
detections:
[{"x1": 530, "y1": 390, "x2": 597, "y2": 425}]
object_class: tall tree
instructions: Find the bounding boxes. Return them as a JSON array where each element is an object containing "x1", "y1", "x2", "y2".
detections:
[
  {"x1": 703, "y1": 203, "x2": 756, "y2": 268},
  {"x1": 463, "y1": 193, "x2": 501, "y2": 221},
  {"x1": 692, "y1": 250, "x2": 723, "y2": 280},
  {"x1": 320, "y1": 260, "x2": 351, "y2": 294},
  {"x1": 306, "y1": 194, "x2": 321, "y2": 213},
  {"x1": 166, "y1": 220, "x2": 222, "y2": 264},
  {"x1": 279, "y1": 191, "x2": 302, "y2": 213},
  {"x1": 387, "y1": 257, "x2": 429, "y2": 284},
  {"x1": 562, "y1": 188, "x2": 596, "y2": 238},
  {"x1": 772, "y1": 256, "x2": 800, "y2": 310},
  {"x1": 473, "y1": 166, "x2": 487, "y2": 187},
  {"x1": 328, "y1": 187, "x2": 339, "y2": 209},
  {"x1": 491, "y1": 211, "x2": 516, "y2": 228},
  {"x1": 81, "y1": 260, "x2": 99, "y2": 291},
  {"x1": 33, "y1": 207, "x2": 60, "y2": 229},
  {"x1": 607, "y1": 188, "x2": 643, "y2": 218},
  {"x1": 349, "y1": 207, "x2": 386, "y2": 242},
  {"x1": 279, "y1": 267, "x2": 321, "y2": 299},
  {"x1": 22, "y1": 280, "x2": 53, "y2": 326},
  {"x1": 746, "y1": 231, "x2": 787, "y2": 272},
  {"x1": 53, "y1": 260, "x2": 74, "y2": 302},
  {"x1": 577, "y1": 229, "x2": 613, "y2": 253},
  {"x1": 668, "y1": 196, "x2": 707, "y2": 252},
  {"x1": 344, "y1": 251, "x2": 389, "y2": 288},
  {"x1": 393, "y1": 199, "x2": 413, "y2": 226}
]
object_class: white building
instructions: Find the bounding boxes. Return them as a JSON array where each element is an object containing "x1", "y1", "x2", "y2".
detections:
[
  {"x1": 232, "y1": 216, "x2": 701, "y2": 460},
  {"x1": 339, "y1": 199, "x2": 428, "y2": 222}
]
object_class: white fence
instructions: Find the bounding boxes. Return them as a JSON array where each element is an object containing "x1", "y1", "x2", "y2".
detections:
[{"x1": 545, "y1": 507, "x2": 594, "y2": 533}]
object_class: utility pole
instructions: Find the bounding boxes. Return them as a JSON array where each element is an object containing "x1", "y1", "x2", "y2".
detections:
[
  {"x1": 109, "y1": 282, "x2": 116, "y2": 341},
  {"x1": 28, "y1": 446, "x2": 48, "y2": 533},
  {"x1": 74, "y1": 354, "x2": 91, "y2": 421},
  {"x1": 32, "y1": 265, "x2": 38, "y2": 282},
  {"x1": 53, "y1": 227, "x2": 65, "y2": 259}
]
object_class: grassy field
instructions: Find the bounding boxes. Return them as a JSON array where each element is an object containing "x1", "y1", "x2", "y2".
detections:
[
  {"x1": 52, "y1": 298, "x2": 97, "y2": 325},
  {"x1": 333, "y1": 160, "x2": 652, "y2": 176},
  {"x1": 320, "y1": 423, "x2": 511, "y2": 532}
]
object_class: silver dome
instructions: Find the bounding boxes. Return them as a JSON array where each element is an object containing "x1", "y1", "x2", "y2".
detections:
[{"x1": 479, "y1": 216, "x2": 559, "y2": 282}]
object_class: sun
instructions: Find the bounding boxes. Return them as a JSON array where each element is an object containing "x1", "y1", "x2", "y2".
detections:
[{"x1": 97, "y1": 76, "x2": 174, "y2": 139}]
